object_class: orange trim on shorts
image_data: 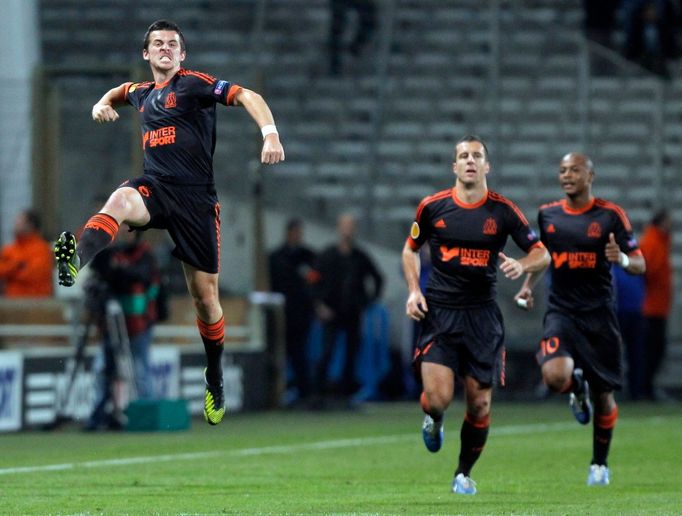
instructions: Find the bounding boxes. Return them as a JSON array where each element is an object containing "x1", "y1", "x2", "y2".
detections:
[
  {"x1": 197, "y1": 315, "x2": 225, "y2": 343},
  {"x1": 465, "y1": 412, "x2": 490, "y2": 429},
  {"x1": 595, "y1": 405, "x2": 618, "y2": 429},
  {"x1": 84, "y1": 213, "x2": 119, "y2": 239},
  {"x1": 214, "y1": 203, "x2": 221, "y2": 272}
]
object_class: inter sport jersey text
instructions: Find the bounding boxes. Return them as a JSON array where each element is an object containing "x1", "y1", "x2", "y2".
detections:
[
  {"x1": 538, "y1": 198, "x2": 641, "y2": 311},
  {"x1": 407, "y1": 188, "x2": 542, "y2": 308},
  {"x1": 124, "y1": 69, "x2": 242, "y2": 185}
]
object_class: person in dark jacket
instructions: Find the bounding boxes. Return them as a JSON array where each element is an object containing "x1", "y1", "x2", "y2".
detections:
[
  {"x1": 269, "y1": 218, "x2": 317, "y2": 403},
  {"x1": 313, "y1": 213, "x2": 383, "y2": 402}
]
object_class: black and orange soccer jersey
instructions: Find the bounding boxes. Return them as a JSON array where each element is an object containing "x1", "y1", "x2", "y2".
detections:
[
  {"x1": 123, "y1": 69, "x2": 242, "y2": 185},
  {"x1": 407, "y1": 188, "x2": 543, "y2": 308},
  {"x1": 538, "y1": 197, "x2": 641, "y2": 312}
]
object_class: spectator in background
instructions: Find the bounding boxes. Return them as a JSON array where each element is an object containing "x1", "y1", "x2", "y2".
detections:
[
  {"x1": 621, "y1": 0, "x2": 678, "y2": 77},
  {"x1": 582, "y1": 0, "x2": 620, "y2": 48},
  {"x1": 85, "y1": 228, "x2": 160, "y2": 430},
  {"x1": 639, "y1": 209, "x2": 673, "y2": 400},
  {"x1": 328, "y1": 0, "x2": 377, "y2": 75},
  {"x1": 269, "y1": 218, "x2": 318, "y2": 405},
  {"x1": 313, "y1": 213, "x2": 383, "y2": 404},
  {"x1": 0, "y1": 209, "x2": 53, "y2": 297},
  {"x1": 612, "y1": 263, "x2": 646, "y2": 400}
]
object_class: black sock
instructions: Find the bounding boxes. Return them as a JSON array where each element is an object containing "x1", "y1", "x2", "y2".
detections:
[
  {"x1": 455, "y1": 413, "x2": 490, "y2": 477},
  {"x1": 77, "y1": 213, "x2": 119, "y2": 266},
  {"x1": 197, "y1": 316, "x2": 224, "y2": 384},
  {"x1": 592, "y1": 405, "x2": 618, "y2": 466}
]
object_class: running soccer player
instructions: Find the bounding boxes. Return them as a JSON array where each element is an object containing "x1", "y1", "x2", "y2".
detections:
[
  {"x1": 402, "y1": 135, "x2": 550, "y2": 495},
  {"x1": 514, "y1": 153, "x2": 645, "y2": 485},
  {"x1": 53, "y1": 20, "x2": 285, "y2": 426}
]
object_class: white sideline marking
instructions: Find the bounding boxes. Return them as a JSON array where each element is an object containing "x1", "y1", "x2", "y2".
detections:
[{"x1": 0, "y1": 418, "x2": 664, "y2": 476}]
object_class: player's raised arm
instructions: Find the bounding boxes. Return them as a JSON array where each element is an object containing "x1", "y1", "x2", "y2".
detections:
[
  {"x1": 92, "y1": 83, "x2": 128, "y2": 123},
  {"x1": 233, "y1": 87, "x2": 285, "y2": 165}
]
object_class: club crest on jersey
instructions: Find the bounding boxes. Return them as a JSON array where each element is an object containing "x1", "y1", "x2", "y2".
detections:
[
  {"x1": 164, "y1": 91, "x2": 177, "y2": 109},
  {"x1": 214, "y1": 80, "x2": 227, "y2": 96},
  {"x1": 587, "y1": 222, "x2": 602, "y2": 238},
  {"x1": 483, "y1": 217, "x2": 497, "y2": 235},
  {"x1": 410, "y1": 221, "x2": 420, "y2": 239}
]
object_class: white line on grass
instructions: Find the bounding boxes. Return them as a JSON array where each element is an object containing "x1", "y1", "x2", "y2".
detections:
[{"x1": 0, "y1": 417, "x2": 666, "y2": 476}]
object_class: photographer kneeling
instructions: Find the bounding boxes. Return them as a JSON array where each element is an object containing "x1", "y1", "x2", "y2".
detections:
[{"x1": 84, "y1": 228, "x2": 161, "y2": 431}]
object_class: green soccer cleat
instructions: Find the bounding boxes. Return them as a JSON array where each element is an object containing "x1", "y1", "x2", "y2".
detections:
[
  {"x1": 203, "y1": 368, "x2": 225, "y2": 426},
  {"x1": 54, "y1": 231, "x2": 80, "y2": 287}
]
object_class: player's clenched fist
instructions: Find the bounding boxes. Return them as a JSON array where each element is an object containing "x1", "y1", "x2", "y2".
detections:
[
  {"x1": 261, "y1": 135, "x2": 285, "y2": 165},
  {"x1": 406, "y1": 290, "x2": 428, "y2": 321},
  {"x1": 92, "y1": 103, "x2": 120, "y2": 123}
]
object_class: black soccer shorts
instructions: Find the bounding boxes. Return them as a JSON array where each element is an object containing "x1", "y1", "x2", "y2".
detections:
[
  {"x1": 413, "y1": 302, "x2": 506, "y2": 387},
  {"x1": 537, "y1": 306, "x2": 624, "y2": 392},
  {"x1": 119, "y1": 175, "x2": 221, "y2": 273}
]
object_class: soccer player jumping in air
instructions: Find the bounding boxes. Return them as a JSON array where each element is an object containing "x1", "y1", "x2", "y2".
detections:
[
  {"x1": 403, "y1": 135, "x2": 550, "y2": 494},
  {"x1": 54, "y1": 20, "x2": 285, "y2": 426},
  {"x1": 514, "y1": 153, "x2": 645, "y2": 485}
]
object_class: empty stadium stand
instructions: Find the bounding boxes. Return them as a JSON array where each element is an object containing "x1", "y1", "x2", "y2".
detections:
[{"x1": 37, "y1": 0, "x2": 682, "y2": 394}]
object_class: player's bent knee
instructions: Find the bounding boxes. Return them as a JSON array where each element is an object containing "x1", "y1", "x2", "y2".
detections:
[
  {"x1": 467, "y1": 399, "x2": 490, "y2": 419},
  {"x1": 192, "y1": 294, "x2": 217, "y2": 312},
  {"x1": 104, "y1": 188, "x2": 144, "y2": 222},
  {"x1": 541, "y1": 359, "x2": 573, "y2": 392},
  {"x1": 543, "y1": 371, "x2": 570, "y2": 392},
  {"x1": 190, "y1": 291, "x2": 222, "y2": 321},
  {"x1": 422, "y1": 389, "x2": 452, "y2": 413}
]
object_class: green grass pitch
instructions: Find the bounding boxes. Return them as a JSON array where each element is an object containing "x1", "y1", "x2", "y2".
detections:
[{"x1": 1, "y1": 401, "x2": 680, "y2": 515}]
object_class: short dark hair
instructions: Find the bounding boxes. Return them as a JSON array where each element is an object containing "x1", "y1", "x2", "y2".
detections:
[
  {"x1": 143, "y1": 20, "x2": 186, "y2": 51},
  {"x1": 286, "y1": 218, "x2": 302, "y2": 233},
  {"x1": 651, "y1": 208, "x2": 669, "y2": 227},
  {"x1": 454, "y1": 135, "x2": 490, "y2": 162},
  {"x1": 23, "y1": 209, "x2": 41, "y2": 231}
]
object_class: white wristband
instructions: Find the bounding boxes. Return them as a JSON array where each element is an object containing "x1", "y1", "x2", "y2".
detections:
[
  {"x1": 261, "y1": 124, "x2": 278, "y2": 139},
  {"x1": 619, "y1": 252, "x2": 630, "y2": 269}
]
